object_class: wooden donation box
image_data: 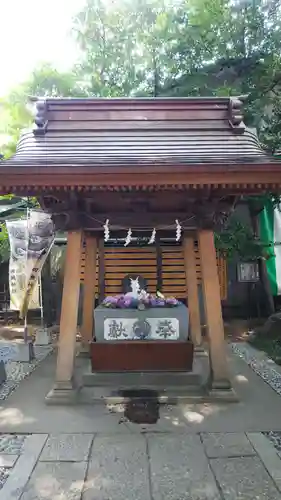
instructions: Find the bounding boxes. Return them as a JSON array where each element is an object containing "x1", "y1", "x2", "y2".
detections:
[{"x1": 91, "y1": 304, "x2": 194, "y2": 372}]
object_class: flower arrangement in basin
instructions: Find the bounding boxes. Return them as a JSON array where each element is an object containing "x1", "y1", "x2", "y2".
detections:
[{"x1": 102, "y1": 290, "x2": 180, "y2": 310}]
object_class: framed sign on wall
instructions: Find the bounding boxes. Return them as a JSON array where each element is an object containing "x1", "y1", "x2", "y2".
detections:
[{"x1": 237, "y1": 262, "x2": 259, "y2": 283}]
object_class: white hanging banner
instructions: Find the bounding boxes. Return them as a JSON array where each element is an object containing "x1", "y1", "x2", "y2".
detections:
[
  {"x1": 9, "y1": 276, "x2": 40, "y2": 311},
  {"x1": 6, "y1": 210, "x2": 55, "y2": 317}
]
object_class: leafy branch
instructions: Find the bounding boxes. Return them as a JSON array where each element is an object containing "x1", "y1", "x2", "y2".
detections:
[{"x1": 215, "y1": 217, "x2": 275, "y2": 261}]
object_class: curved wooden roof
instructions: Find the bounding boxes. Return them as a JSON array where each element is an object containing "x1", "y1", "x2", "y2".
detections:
[
  {"x1": 9, "y1": 125, "x2": 271, "y2": 166},
  {"x1": 4, "y1": 96, "x2": 277, "y2": 167},
  {"x1": 1, "y1": 97, "x2": 281, "y2": 195}
]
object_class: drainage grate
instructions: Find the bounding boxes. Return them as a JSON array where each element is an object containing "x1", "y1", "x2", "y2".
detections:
[{"x1": 121, "y1": 389, "x2": 160, "y2": 424}]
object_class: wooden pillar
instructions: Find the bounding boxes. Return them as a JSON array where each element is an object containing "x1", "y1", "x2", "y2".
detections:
[
  {"x1": 46, "y1": 230, "x2": 82, "y2": 404},
  {"x1": 156, "y1": 238, "x2": 163, "y2": 292},
  {"x1": 183, "y1": 235, "x2": 202, "y2": 347},
  {"x1": 81, "y1": 235, "x2": 98, "y2": 349},
  {"x1": 198, "y1": 229, "x2": 231, "y2": 390},
  {"x1": 98, "y1": 238, "x2": 105, "y2": 303}
]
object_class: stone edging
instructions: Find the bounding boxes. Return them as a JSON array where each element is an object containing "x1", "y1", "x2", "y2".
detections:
[
  {"x1": 0, "y1": 346, "x2": 53, "y2": 401},
  {"x1": 231, "y1": 342, "x2": 281, "y2": 396}
]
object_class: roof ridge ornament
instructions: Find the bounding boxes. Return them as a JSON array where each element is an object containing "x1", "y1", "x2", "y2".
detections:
[
  {"x1": 228, "y1": 96, "x2": 246, "y2": 134},
  {"x1": 33, "y1": 100, "x2": 48, "y2": 136}
]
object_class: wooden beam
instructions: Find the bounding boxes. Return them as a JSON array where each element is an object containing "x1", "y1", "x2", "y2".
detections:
[
  {"x1": 52, "y1": 230, "x2": 82, "y2": 394},
  {"x1": 198, "y1": 229, "x2": 231, "y2": 390},
  {"x1": 98, "y1": 238, "x2": 105, "y2": 303},
  {"x1": 2, "y1": 166, "x2": 281, "y2": 193},
  {"x1": 82, "y1": 212, "x2": 198, "y2": 229},
  {"x1": 183, "y1": 235, "x2": 202, "y2": 347},
  {"x1": 156, "y1": 238, "x2": 163, "y2": 292},
  {"x1": 81, "y1": 235, "x2": 98, "y2": 348}
]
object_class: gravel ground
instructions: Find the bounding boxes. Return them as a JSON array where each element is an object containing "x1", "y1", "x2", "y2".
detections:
[
  {"x1": 231, "y1": 342, "x2": 281, "y2": 396},
  {"x1": 0, "y1": 434, "x2": 28, "y2": 489},
  {"x1": 0, "y1": 467, "x2": 9, "y2": 489},
  {"x1": 0, "y1": 344, "x2": 53, "y2": 401},
  {"x1": 263, "y1": 431, "x2": 281, "y2": 456},
  {"x1": 0, "y1": 434, "x2": 26, "y2": 454}
]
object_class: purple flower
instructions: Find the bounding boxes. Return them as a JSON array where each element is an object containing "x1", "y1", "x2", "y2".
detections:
[
  {"x1": 149, "y1": 296, "x2": 158, "y2": 308},
  {"x1": 117, "y1": 296, "x2": 126, "y2": 308},
  {"x1": 103, "y1": 296, "x2": 118, "y2": 307},
  {"x1": 156, "y1": 299, "x2": 165, "y2": 307},
  {"x1": 165, "y1": 297, "x2": 179, "y2": 307}
]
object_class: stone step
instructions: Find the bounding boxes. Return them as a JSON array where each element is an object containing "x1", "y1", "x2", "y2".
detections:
[
  {"x1": 82, "y1": 370, "x2": 203, "y2": 388},
  {"x1": 78, "y1": 384, "x2": 208, "y2": 405}
]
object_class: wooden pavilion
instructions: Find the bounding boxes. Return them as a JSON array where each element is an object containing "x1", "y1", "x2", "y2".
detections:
[{"x1": 1, "y1": 96, "x2": 281, "y2": 403}]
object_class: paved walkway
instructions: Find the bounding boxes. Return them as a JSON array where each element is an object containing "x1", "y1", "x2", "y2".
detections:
[
  {"x1": 0, "y1": 431, "x2": 281, "y2": 499},
  {"x1": 0, "y1": 346, "x2": 281, "y2": 498}
]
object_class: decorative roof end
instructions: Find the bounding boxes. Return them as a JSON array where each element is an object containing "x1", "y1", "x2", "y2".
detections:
[
  {"x1": 228, "y1": 97, "x2": 246, "y2": 134},
  {"x1": 33, "y1": 100, "x2": 48, "y2": 136}
]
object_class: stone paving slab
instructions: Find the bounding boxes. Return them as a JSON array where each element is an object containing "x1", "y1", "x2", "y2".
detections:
[
  {"x1": 0, "y1": 434, "x2": 48, "y2": 500},
  {"x1": 83, "y1": 434, "x2": 150, "y2": 500},
  {"x1": 0, "y1": 455, "x2": 18, "y2": 468},
  {"x1": 39, "y1": 433, "x2": 94, "y2": 462},
  {"x1": 247, "y1": 433, "x2": 281, "y2": 494},
  {"x1": 148, "y1": 434, "x2": 220, "y2": 500},
  {"x1": 210, "y1": 456, "x2": 281, "y2": 500},
  {"x1": 20, "y1": 461, "x2": 87, "y2": 500},
  {"x1": 201, "y1": 432, "x2": 255, "y2": 458},
  {"x1": 0, "y1": 431, "x2": 281, "y2": 499}
]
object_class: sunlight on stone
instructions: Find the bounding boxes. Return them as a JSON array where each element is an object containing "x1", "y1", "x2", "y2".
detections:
[
  {"x1": 181, "y1": 402, "x2": 224, "y2": 422},
  {"x1": 183, "y1": 410, "x2": 204, "y2": 423},
  {"x1": 0, "y1": 407, "x2": 35, "y2": 426},
  {"x1": 35, "y1": 475, "x2": 60, "y2": 497},
  {"x1": 235, "y1": 374, "x2": 249, "y2": 383},
  {"x1": 199, "y1": 404, "x2": 221, "y2": 416},
  {"x1": 106, "y1": 403, "x2": 124, "y2": 413},
  {"x1": 70, "y1": 480, "x2": 85, "y2": 491},
  {"x1": 84, "y1": 474, "x2": 112, "y2": 490}
]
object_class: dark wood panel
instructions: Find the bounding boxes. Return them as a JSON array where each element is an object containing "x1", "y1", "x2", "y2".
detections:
[
  {"x1": 162, "y1": 279, "x2": 186, "y2": 286},
  {"x1": 161, "y1": 288, "x2": 187, "y2": 293},
  {"x1": 48, "y1": 119, "x2": 229, "y2": 131},
  {"x1": 105, "y1": 260, "x2": 156, "y2": 267},
  {"x1": 47, "y1": 97, "x2": 229, "y2": 109},
  {"x1": 105, "y1": 279, "x2": 157, "y2": 286},
  {"x1": 90, "y1": 341, "x2": 194, "y2": 371},
  {"x1": 161, "y1": 265, "x2": 185, "y2": 272},
  {"x1": 162, "y1": 272, "x2": 186, "y2": 279},
  {"x1": 105, "y1": 253, "x2": 156, "y2": 260},
  {"x1": 98, "y1": 239, "x2": 105, "y2": 303},
  {"x1": 105, "y1": 248, "x2": 156, "y2": 253},
  {"x1": 48, "y1": 109, "x2": 227, "y2": 121}
]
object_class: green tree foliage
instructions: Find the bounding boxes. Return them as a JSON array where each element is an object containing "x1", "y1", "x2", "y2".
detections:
[
  {"x1": 1, "y1": 0, "x2": 281, "y2": 148},
  {"x1": 71, "y1": 0, "x2": 281, "y2": 149},
  {"x1": 215, "y1": 217, "x2": 275, "y2": 261},
  {"x1": 0, "y1": 63, "x2": 88, "y2": 158}
]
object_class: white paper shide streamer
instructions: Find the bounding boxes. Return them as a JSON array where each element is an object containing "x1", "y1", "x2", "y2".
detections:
[
  {"x1": 102, "y1": 220, "x2": 182, "y2": 244},
  {"x1": 148, "y1": 228, "x2": 156, "y2": 244},
  {"x1": 103, "y1": 219, "x2": 110, "y2": 242},
  {"x1": 124, "y1": 228, "x2": 132, "y2": 246},
  {"x1": 175, "y1": 219, "x2": 182, "y2": 242}
]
